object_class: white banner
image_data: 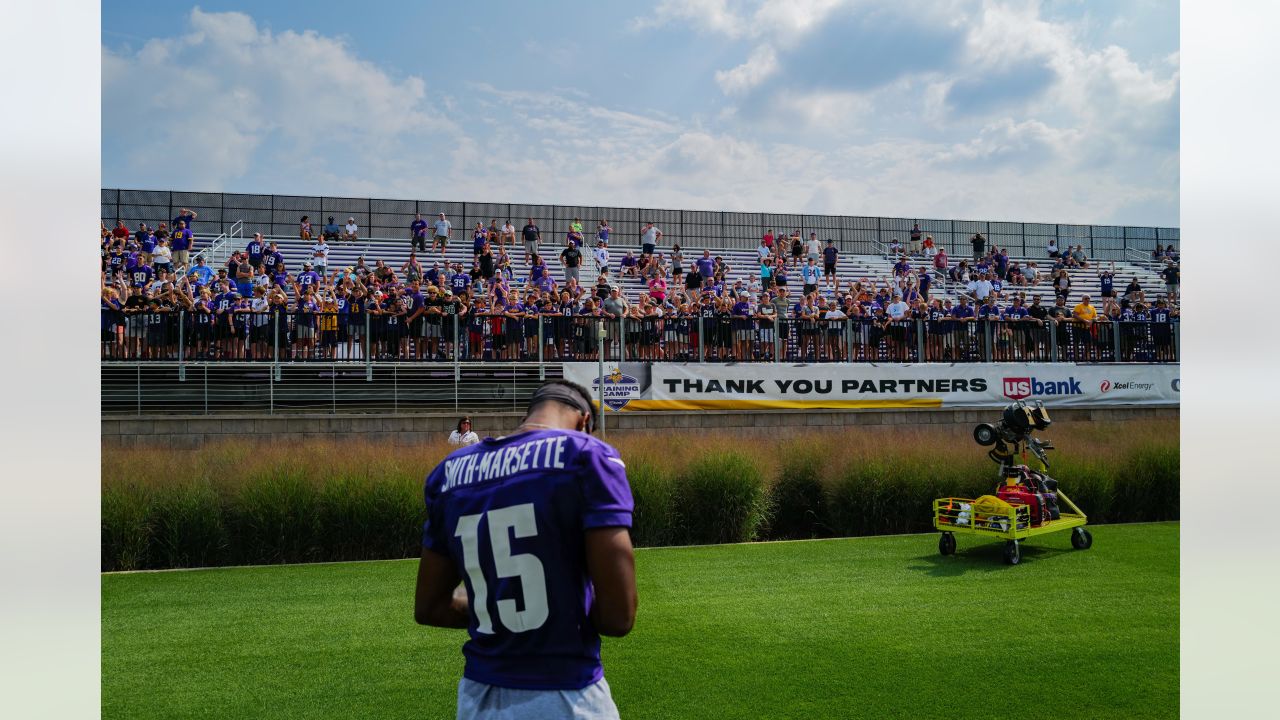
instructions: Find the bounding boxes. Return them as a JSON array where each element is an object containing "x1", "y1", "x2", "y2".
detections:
[{"x1": 563, "y1": 363, "x2": 1180, "y2": 411}]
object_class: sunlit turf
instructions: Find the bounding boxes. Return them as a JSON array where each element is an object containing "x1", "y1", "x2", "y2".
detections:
[{"x1": 103, "y1": 522, "x2": 1178, "y2": 719}]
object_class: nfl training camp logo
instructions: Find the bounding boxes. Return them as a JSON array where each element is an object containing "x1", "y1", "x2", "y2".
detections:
[{"x1": 593, "y1": 368, "x2": 641, "y2": 411}]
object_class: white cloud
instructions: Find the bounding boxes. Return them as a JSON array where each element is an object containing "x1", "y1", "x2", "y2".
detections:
[
  {"x1": 102, "y1": 8, "x2": 456, "y2": 191},
  {"x1": 715, "y1": 46, "x2": 778, "y2": 95},
  {"x1": 102, "y1": 4, "x2": 1177, "y2": 228},
  {"x1": 934, "y1": 117, "x2": 1084, "y2": 163},
  {"x1": 634, "y1": 0, "x2": 852, "y2": 40},
  {"x1": 633, "y1": 0, "x2": 751, "y2": 37}
]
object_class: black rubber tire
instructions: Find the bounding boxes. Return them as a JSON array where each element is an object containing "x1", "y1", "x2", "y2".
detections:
[
  {"x1": 939, "y1": 533, "x2": 956, "y2": 556},
  {"x1": 973, "y1": 423, "x2": 998, "y2": 446},
  {"x1": 1003, "y1": 540, "x2": 1021, "y2": 565},
  {"x1": 1071, "y1": 527, "x2": 1093, "y2": 550}
]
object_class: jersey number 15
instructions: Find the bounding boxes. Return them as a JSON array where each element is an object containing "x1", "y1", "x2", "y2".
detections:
[{"x1": 455, "y1": 503, "x2": 549, "y2": 634}]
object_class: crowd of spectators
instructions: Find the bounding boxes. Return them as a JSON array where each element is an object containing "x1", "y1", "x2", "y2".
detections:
[{"x1": 100, "y1": 213, "x2": 1180, "y2": 364}]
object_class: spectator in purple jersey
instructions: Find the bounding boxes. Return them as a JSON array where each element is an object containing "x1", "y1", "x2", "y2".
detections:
[
  {"x1": 245, "y1": 233, "x2": 266, "y2": 269},
  {"x1": 170, "y1": 220, "x2": 195, "y2": 271},
  {"x1": 614, "y1": 251, "x2": 635, "y2": 278},
  {"x1": 295, "y1": 263, "x2": 321, "y2": 292},
  {"x1": 415, "y1": 380, "x2": 636, "y2": 719},
  {"x1": 411, "y1": 213, "x2": 429, "y2": 253}
]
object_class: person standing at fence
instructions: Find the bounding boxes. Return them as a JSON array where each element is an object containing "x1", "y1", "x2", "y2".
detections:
[
  {"x1": 970, "y1": 232, "x2": 985, "y2": 261},
  {"x1": 433, "y1": 212, "x2": 452, "y2": 258},
  {"x1": 519, "y1": 218, "x2": 540, "y2": 265},
  {"x1": 403, "y1": 282, "x2": 428, "y2": 361},
  {"x1": 822, "y1": 240, "x2": 839, "y2": 291},
  {"x1": 640, "y1": 221, "x2": 661, "y2": 266},
  {"x1": 568, "y1": 217, "x2": 586, "y2": 248},
  {"x1": 411, "y1": 213, "x2": 429, "y2": 253},
  {"x1": 804, "y1": 232, "x2": 820, "y2": 266}
]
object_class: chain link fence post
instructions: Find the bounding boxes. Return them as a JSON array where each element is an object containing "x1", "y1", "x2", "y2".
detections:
[{"x1": 178, "y1": 311, "x2": 186, "y2": 382}]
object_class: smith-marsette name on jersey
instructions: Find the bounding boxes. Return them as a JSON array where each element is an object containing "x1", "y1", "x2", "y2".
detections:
[{"x1": 441, "y1": 436, "x2": 570, "y2": 493}]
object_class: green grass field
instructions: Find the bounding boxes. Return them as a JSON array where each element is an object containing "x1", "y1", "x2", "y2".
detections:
[{"x1": 103, "y1": 522, "x2": 1178, "y2": 719}]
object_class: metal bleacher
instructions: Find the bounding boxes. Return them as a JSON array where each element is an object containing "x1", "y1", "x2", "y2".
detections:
[{"x1": 205, "y1": 227, "x2": 1172, "y2": 311}]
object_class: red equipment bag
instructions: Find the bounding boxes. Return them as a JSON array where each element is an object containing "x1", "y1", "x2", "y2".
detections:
[{"x1": 996, "y1": 471, "x2": 1052, "y2": 527}]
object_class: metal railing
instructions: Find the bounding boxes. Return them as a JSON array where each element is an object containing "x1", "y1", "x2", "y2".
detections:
[
  {"x1": 100, "y1": 312, "x2": 1180, "y2": 366},
  {"x1": 191, "y1": 219, "x2": 242, "y2": 268},
  {"x1": 102, "y1": 362, "x2": 556, "y2": 416}
]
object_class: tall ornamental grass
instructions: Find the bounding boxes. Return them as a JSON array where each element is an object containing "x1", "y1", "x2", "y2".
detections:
[{"x1": 103, "y1": 420, "x2": 1179, "y2": 569}]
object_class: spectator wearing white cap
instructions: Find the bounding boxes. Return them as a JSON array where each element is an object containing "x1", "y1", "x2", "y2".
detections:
[{"x1": 343, "y1": 217, "x2": 359, "y2": 242}]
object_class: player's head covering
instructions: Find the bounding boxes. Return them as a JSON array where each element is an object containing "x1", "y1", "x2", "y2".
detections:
[{"x1": 525, "y1": 380, "x2": 597, "y2": 434}]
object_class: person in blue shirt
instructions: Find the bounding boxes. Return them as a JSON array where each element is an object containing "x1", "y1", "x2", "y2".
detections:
[
  {"x1": 801, "y1": 258, "x2": 823, "y2": 296},
  {"x1": 139, "y1": 230, "x2": 157, "y2": 265},
  {"x1": 322, "y1": 216, "x2": 341, "y2": 243},
  {"x1": 188, "y1": 256, "x2": 215, "y2": 286},
  {"x1": 415, "y1": 380, "x2": 636, "y2": 720}
]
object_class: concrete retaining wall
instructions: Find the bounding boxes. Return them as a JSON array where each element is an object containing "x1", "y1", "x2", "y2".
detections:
[{"x1": 103, "y1": 406, "x2": 1177, "y2": 448}]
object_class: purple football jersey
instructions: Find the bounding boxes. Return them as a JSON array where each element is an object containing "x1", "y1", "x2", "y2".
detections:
[{"x1": 422, "y1": 429, "x2": 632, "y2": 690}]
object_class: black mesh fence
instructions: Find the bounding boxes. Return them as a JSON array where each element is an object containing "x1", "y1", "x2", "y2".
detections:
[{"x1": 103, "y1": 188, "x2": 1178, "y2": 260}]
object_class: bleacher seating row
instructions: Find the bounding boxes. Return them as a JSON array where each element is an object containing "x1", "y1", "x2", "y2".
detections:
[{"x1": 194, "y1": 230, "x2": 1172, "y2": 309}]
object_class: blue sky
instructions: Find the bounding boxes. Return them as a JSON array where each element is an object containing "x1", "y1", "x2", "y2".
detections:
[{"x1": 102, "y1": 1, "x2": 1179, "y2": 226}]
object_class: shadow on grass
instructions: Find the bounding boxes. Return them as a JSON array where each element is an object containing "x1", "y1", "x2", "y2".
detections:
[{"x1": 908, "y1": 537, "x2": 1075, "y2": 577}]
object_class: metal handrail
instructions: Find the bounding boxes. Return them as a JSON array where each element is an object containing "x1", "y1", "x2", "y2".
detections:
[
  {"x1": 190, "y1": 231, "x2": 227, "y2": 267},
  {"x1": 1124, "y1": 247, "x2": 1161, "y2": 272},
  {"x1": 191, "y1": 220, "x2": 242, "y2": 269}
]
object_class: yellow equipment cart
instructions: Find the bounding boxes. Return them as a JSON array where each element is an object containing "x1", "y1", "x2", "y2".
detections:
[{"x1": 933, "y1": 489, "x2": 1091, "y2": 565}]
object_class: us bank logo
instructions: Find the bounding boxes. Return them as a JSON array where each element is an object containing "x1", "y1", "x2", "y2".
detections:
[
  {"x1": 593, "y1": 368, "x2": 641, "y2": 411},
  {"x1": 1002, "y1": 376, "x2": 1083, "y2": 400}
]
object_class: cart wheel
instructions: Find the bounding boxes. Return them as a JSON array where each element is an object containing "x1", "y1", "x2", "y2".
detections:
[
  {"x1": 1071, "y1": 527, "x2": 1093, "y2": 550},
  {"x1": 938, "y1": 533, "x2": 956, "y2": 556},
  {"x1": 1003, "y1": 540, "x2": 1021, "y2": 565}
]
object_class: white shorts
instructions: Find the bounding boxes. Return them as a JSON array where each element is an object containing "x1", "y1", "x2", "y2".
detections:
[{"x1": 456, "y1": 677, "x2": 619, "y2": 720}]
